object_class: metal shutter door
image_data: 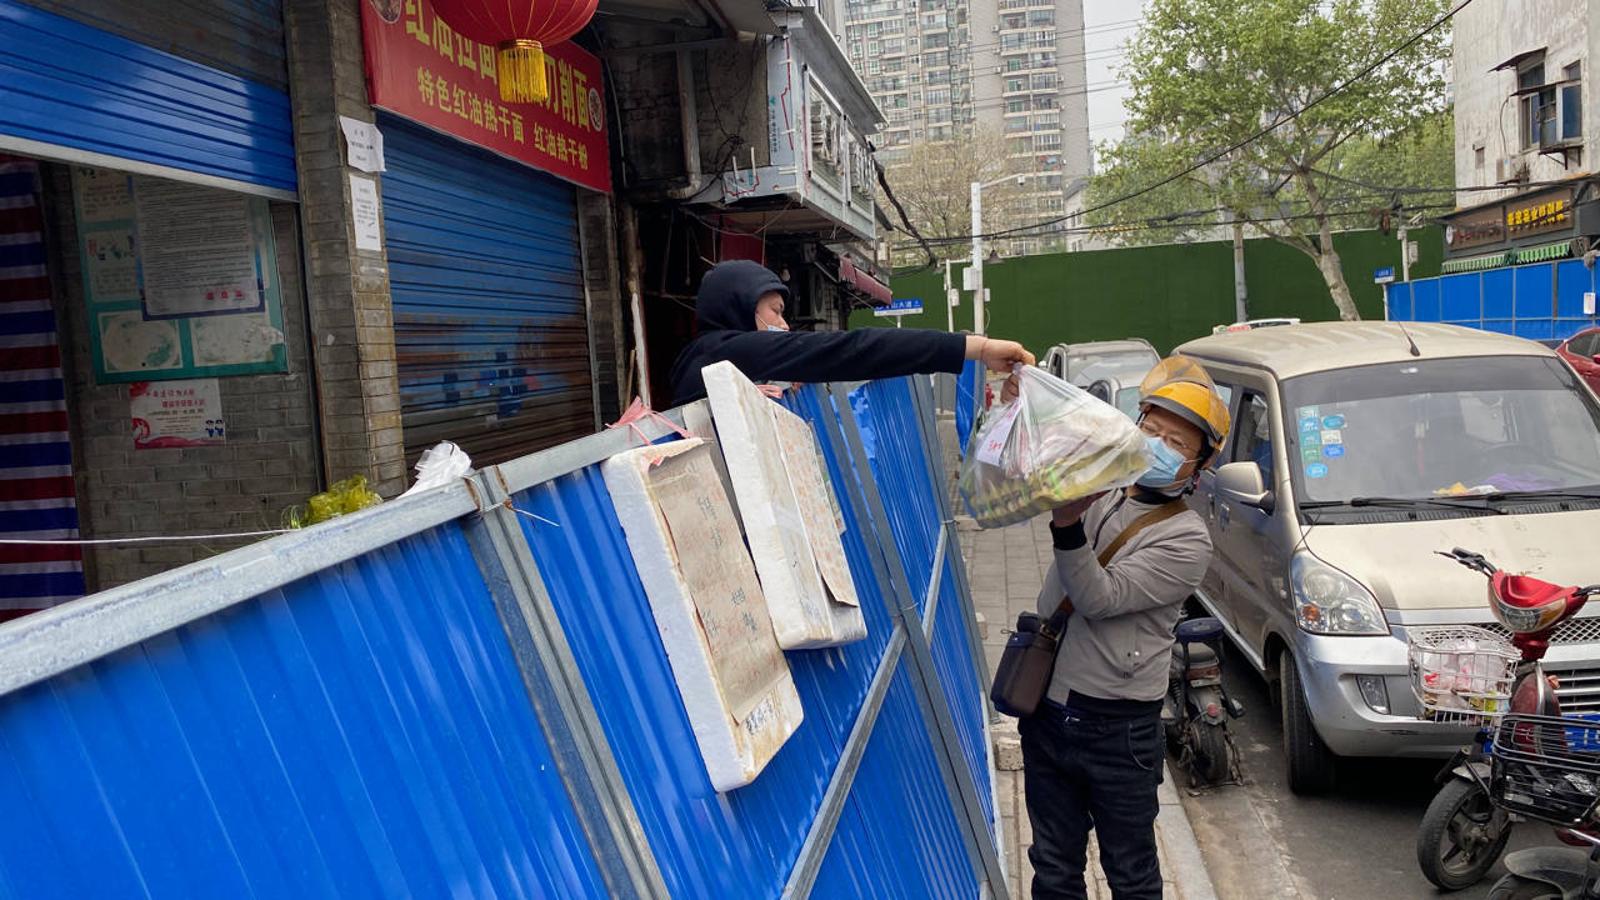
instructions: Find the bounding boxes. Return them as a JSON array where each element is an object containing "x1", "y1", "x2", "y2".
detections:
[{"x1": 380, "y1": 115, "x2": 594, "y2": 466}]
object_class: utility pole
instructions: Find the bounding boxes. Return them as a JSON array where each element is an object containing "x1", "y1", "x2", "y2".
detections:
[
  {"x1": 1230, "y1": 214, "x2": 1248, "y2": 323},
  {"x1": 944, "y1": 259, "x2": 955, "y2": 332},
  {"x1": 1399, "y1": 219, "x2": 1412, "y2": 283},
  {"x1": 970, "y1": 181, "x2": 985, "y2": 335}
]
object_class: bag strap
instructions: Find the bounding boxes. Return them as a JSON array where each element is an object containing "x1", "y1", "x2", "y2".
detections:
[{"x1": 1046, "y1": 498, "x2": 1188, "y2": 624}]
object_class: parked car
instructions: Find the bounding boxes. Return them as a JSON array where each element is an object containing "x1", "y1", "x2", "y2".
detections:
[
  {"x1": 1554, "y1": 326, "x2": 1600, "y2": 395},
  {"x1": 1176, "y1": 322, "x2": 1600, "y2": 794},
  {"x1": 1211, "y1": 317, "x2": 1302, "y2": 335},
  {"x1": 1040, "y1": 339, "x2": 1160, "y2": 414}
]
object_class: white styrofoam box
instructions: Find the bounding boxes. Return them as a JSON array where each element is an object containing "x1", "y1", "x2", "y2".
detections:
[
  {"x1": 602, "y1": 438, "x2": 803, "y2": 791},
  {"x1": 703, "y1": 362, "x2": 867, "y2": 648}
]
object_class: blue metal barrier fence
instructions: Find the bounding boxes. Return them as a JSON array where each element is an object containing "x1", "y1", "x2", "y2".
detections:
[{"x1": 0, "y1": 375, "x2": 1004, "y2": 899}]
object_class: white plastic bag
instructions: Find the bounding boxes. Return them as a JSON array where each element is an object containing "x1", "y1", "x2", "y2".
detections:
[
  {"x1": 402, "y1": 441, "x2": 472, "y2": 496},
  {"x1": 958, "y1": 366, "x2": 1151, "y2": 528}
]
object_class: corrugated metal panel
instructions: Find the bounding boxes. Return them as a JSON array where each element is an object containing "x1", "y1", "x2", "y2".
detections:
[
  {"x1": 956, "y1": 359, "x2": 982, "y2": 457},
  {"x1": 508, "y1": 462, "x2": 883, "y2": 897},
  {"x1": 381, "y1": 115, "x2": 595, "y2": 467},
  {"x1": 0, "y1": 524, "x2": 608, "y2": 897},
  {"x1": 0, "y1": 0, "x2": 296, "y2": 194},
  {"x1": 849, "y1": 378, "x2": 992, "y2": 818},
  {"x1": 20, "y1": 0, "x2": 288, "y2": 91},
  {"x1": 810, "y1": 668, "x2": 977, "y2": 898}
]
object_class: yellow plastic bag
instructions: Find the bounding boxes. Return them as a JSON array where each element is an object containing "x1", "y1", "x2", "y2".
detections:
[{"x1": 285, "y1": 475, "x2": 382, "y2": 528}]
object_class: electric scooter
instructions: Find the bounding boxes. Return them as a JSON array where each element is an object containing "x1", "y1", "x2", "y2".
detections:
[
  {"x1": 1163, "y1": 616, "x2": 1245, "y2": 785},
  {"x1": 1415, "y1": 548, "x2": 1600, "y2": 892}
]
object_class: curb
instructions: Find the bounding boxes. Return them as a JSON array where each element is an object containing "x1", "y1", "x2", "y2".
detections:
[{"x1": 1157, "y1": 765, "x2": 1220, "y2": 900}]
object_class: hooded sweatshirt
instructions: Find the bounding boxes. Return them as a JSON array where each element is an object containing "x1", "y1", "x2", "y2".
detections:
[{"x1": 668, "y1": 260, "x2": 968, "y2": 405}]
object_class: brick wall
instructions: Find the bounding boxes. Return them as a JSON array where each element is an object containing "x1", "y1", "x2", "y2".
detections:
[
  {"x1": 285, "y1": 0, "x2": 408, "y2": 497},
  {"x1": 44, "y1": 165, "x2": 322, "y2": 591}
]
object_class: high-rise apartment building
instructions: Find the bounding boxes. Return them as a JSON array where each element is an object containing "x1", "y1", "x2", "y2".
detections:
[{"x1": 843, "y1": 0, "x2": 1093, "y2": 252}]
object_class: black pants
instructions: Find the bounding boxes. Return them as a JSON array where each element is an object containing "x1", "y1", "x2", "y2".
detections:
[{"x1": 1018, "y1": 704, "x2": 1164, "y2": 899}]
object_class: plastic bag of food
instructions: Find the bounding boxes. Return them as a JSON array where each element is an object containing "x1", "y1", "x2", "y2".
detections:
[
  {"x1": 284, "y1": 475, "x2": 383, "y2": 528},
  {"x1": 958, "y1": 366, "x2": 1151, "y2": 528}
]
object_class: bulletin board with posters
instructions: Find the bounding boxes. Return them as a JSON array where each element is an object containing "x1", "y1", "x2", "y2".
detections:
[
  {"x1": 359, "y1": 0, "x2": 612, "y2": 194},
  {"x1": 72, "y1": 167, "x2": 288, "y2": 383}
]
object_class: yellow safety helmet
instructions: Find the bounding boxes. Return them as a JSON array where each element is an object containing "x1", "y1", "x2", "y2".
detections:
[{"x1": 1138, "y1": 356, "x2": 1231, "y2": 458}]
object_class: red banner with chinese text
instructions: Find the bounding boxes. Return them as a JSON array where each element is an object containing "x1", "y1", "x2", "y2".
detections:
[{"x1": 360, "y1": 0, "x2": 612, "y2": 194}]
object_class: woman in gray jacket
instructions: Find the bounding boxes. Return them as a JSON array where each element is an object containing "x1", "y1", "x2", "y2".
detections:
[{"x1": 1020, "y1": 357, "x2": 1231, "y2": 900}]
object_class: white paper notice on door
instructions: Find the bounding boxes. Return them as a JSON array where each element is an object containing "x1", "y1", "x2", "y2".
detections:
[
  {"x1": 349, "y1": 174, "x2": 382, "y2": 252},
  {"x1": 603, "y1": 438, "x2": 803, "y2": 792},
  {"x1": 132, "y1": 176, "x2": 263, "y2": 318}
]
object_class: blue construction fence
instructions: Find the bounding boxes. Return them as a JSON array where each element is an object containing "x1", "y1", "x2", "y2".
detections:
[
  {"x1": 0, "y1": 376, "x2": 1004, "y2": 899},
  {"x1": 1387, "y1": 257, "x2": 1600, "y2": 340}
]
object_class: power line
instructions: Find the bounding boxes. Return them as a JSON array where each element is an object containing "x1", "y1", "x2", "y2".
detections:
[{"x1": 921, "y1": 0, "x2": 1473, "y2": 245}]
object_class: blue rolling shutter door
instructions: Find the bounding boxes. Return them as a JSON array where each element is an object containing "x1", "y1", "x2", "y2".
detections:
[
  {"x1": 0, "y1": 0, "x2": 295, "y2": 196},
  {"x1": 381, "y1": 116, "x2": 595, "y2": 465}
]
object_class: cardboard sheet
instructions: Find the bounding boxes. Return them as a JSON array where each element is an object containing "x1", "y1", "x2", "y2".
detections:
[
  {"x1": 602, "y1": 438, "x2": 802, "y2": 791},
  {"x1": 704, "y1": 362, "x2": 867, "y2": 648}
]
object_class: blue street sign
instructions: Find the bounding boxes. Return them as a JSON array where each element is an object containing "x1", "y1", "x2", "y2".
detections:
[
  {"x1": 874, "y1": 297, "x2": 925, "y2": 317},
  {"x1": 1373, "y1": 267, "x2": 1396, "y2": 284}
]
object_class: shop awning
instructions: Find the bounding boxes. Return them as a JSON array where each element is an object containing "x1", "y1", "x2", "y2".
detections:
[
  {"x1": 1514, "y1": 239, "x2": 1575, "y2": 263},
  {"x1": 1441, "y1": 252, "x2": 1514, "y2": 274},
  {"x1": 839, "y1": 256, "x2": 893, "y2": 305}
]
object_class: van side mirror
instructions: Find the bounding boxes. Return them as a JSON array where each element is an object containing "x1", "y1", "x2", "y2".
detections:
[{"x1": 1215, "y1": 461, "x2": 1275, "y2": 514}]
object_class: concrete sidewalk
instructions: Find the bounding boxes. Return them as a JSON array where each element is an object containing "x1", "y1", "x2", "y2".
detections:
[{"x1": 961, "y1": 516, "x2": 1219, "y2": 900}]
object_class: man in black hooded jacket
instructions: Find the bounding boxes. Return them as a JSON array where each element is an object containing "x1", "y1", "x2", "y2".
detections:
[{"x1": 668, "y1": 260, "x2": 1034, "y2": 405}]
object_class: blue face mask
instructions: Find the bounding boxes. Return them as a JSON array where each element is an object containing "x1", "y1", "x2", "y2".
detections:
[
  {"x1": 766, "y1": 324, "x2": 787, "y2": 332},
  {"x1": 1137, "y1": 435, "x2": 1193, "y2": 491}
]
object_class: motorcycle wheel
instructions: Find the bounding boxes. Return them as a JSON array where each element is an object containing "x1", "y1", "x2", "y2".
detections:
[
  {"x1": 1416, "y1": 777, "x2": 1512, "y2": 891},
  {"x1": 1486, "y1": 873, "x2": 1561, "y2": 899},
  {"x1": 1190, "y1": 721, "x2": 1232, "y2": 784}
]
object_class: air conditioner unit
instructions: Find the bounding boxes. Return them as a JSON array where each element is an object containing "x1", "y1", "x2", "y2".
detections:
[{"x1": 1495, "y1": 156, "x2": 1530, "y2": 184}]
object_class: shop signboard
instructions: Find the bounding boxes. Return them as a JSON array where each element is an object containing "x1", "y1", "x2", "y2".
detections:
[
  {"x1": 72, "y1": 168, "x2": 288, "y2": 383},
  {"x1": 1443, "y1": 183, "x2": 1581, "y2": 259},
  {"x1": 359, "y1": 0, "x2": 612, "y2": 194}
]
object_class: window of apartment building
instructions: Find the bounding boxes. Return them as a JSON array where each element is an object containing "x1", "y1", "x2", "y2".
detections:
[
  {"x1": 926, "y1": 88, "x2": 951, "y2": 105},
  {"x1": 1006, "y1": 99, "x2": 1027, "y2": 114},
  {"x1": 929, "y1": 125, "x2": 952, "y2": 141},
  {"x1": 1033, "y1": 94, "x2": 1058, "y2": 109},
  {"x1": 925, "y1": 32, "x2": 949, "y2": 49},
  {"x1": 1001, "y1": 13, "x2": 1026, "y2": 29},
  {"x1": 1005, "y1": 57, "x2": 1026, "y2": 73},
  {"x1": 1028, "y1": 9, "x2": 1055, "y2": 27},
  {"x1": 1008, "y1": 137, "x2": 1032, "y2": 155},
  {"x1": 927, "y1": 107, "x2": 952, "y2": 124},
  {"x1": 1033, "y1": 113, "x2": 1060, "y2": 130},
  {"x1": 1001, "y1": 34, "x2": 1026, "y2": 52},
  {"x1": 1005, "y1": 118, "x2": 1030, "y2": 133},
  {"x1": 1035, "y1": 132, "x2": 1063, "y2": 149},
  {"x1": 1563, "y1": 62, "x2": 1583, "y2": 142},
  {"x1": 924, "y1": 50, "x2": 948, "y2": 67},
  {"x1": 869, "y1": 40, "x2": 881, "y2": 55},
  {"x1": 1516, "y1": 56, "x2": 1581, "y2": 150},
  {"x1": 866, "y1": 59, "x2": 882, "y2": 75},
  {"x1": 1006, "y1": 77, "x2": 1028, "y2": 93},
  {"x1": 1030, "y1": 52, "x2": 1055, "y2": 70},
  {"x1": 926, "y1": 69, "x2": 950, "y2": 86},
  {"x1": 921, "y1": 11, "x2": 946, "y2": 28},
  {"x1": 1032, "y1": 73, "x2": 1059, "y2": 90}
]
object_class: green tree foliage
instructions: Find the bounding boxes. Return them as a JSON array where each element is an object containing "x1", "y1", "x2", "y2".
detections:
[{"x1": 1086, "y1": 0, "x2": 1452, "y2": 319}]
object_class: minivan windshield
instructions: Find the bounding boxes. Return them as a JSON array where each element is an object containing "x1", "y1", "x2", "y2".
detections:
[{"x1": 1280, "y1": 355, "x2": 1600, "y2": 505}]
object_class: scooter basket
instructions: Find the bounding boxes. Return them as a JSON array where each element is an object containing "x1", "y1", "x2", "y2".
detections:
[
  {"x1": 1489, "y1": 714, "x2": 1600, "y2": 828},
  {"x1": 1406, "y1": 625, "x2": 1518, "y2": 725}
]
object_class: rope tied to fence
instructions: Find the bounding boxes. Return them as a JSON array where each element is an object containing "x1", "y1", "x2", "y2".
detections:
[{"x1": 607, "y1": 397, "x2": 693, "y2": 455}]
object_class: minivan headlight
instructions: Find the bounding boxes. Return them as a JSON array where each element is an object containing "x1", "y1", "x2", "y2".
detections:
[{"x1": 1291, "y1": 554, "x2": 1389, "y2": 636}]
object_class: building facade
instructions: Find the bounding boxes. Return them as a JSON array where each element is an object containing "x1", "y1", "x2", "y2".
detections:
[
  {"x1": 1452, "y1": 0, "x2": 1594, "y2": 195},
  {"x1": 841, "y1": 0, "x2": 1092, "y2": 253},
  {"x1": 0, "y1": 0, "x2": 888, "y2": 608}
]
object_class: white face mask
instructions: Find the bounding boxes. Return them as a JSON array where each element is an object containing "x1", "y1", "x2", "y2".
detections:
[{"x1": 766, "y1": 324, "x2": 787, "y2": 332}]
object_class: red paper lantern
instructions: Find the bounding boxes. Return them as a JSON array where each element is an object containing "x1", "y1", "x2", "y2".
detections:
[{"x1": 435, "y1": 0, "x2": 599, "y2": 104}]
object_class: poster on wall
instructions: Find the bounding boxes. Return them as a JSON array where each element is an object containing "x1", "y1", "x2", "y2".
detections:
[
  {"x1": 132, "y1": 177, "x2": 265, "y2": 318},
  {"x1": 71, "y1": 168, "x2": 288, "y2": 383},
  {"x1": 129, "y1": 378, "x2": 225, "y2": 449}
]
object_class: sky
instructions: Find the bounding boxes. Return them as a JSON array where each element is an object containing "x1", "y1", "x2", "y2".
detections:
[{"x1": 1081, "y1": 0, "x2": 1148, "y2": 166}]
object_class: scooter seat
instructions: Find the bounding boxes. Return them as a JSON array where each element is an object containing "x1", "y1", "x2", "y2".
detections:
[
  {"x1": 1176, "y1": 616, "x2": 1226, "y2": 645},
  {"x1": 1184, "y1": 642, "x2": 1219, "y2": 666}
]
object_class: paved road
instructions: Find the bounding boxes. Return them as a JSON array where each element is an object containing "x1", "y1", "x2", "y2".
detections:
[{"x1": 1179, "y1": 660, "x2": 1544, "y2": 900}]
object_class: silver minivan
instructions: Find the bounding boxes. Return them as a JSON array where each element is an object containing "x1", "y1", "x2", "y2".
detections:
[{"x1": 1177, "y1": 322, "x2": 1600, "y2": 794}]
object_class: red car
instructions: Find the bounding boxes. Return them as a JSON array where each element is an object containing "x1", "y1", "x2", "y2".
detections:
[{"x1": 1555, "y1": 327, "x2": 1600, "y2": 394}]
